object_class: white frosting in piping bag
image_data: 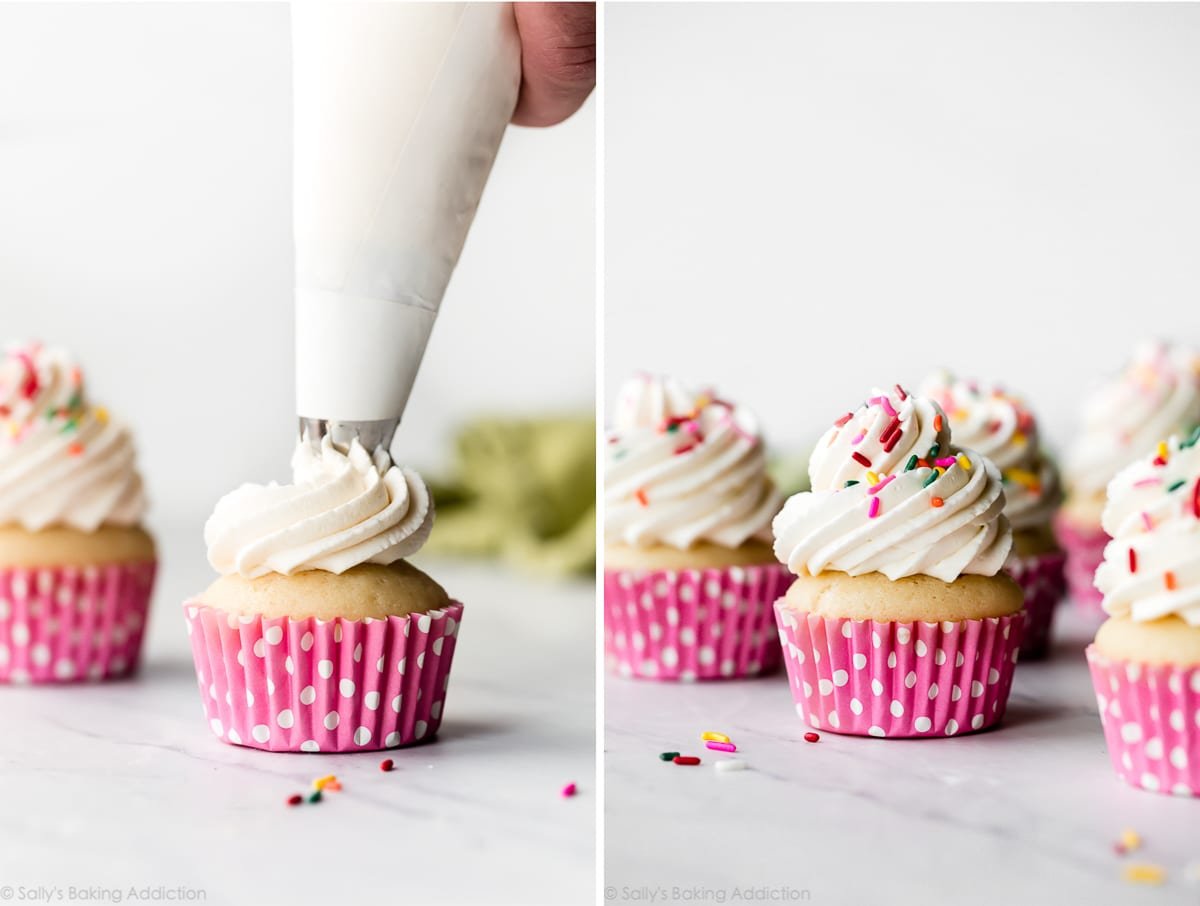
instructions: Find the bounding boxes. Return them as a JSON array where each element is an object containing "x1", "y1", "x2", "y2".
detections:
[
  {"x1": 293, "y1": 2, "x2": 520, "y2": 421},
  {"x1": 0, "y1": 343, "x2": 146, "y2": 532},
  {"x1": 605, "y1": 375, "x2": 782, "y2": 550},
  {"x1": 773, "y1": 386, "x2": 1011, "y2": 582},
  {"x1": 205, "y1": 435, "x2": 433, "y2": 578}
]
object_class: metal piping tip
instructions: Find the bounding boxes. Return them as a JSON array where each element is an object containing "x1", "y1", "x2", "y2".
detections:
[{"x1": 298, "y1": 417, "x2": 401, "y2": 454}]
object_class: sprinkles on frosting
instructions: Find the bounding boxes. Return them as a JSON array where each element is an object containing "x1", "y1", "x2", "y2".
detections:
[
  {"x1": 0, "y1": 341, "x2": 104, "y2": 458},
  {"x1": 825, "y1": 386, "x2": 986, "y2": 517}
]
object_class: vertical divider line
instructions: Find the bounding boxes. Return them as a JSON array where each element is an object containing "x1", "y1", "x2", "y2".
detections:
[{"x1": 593, "y1": 0, "x2": 607, "y2": 901}]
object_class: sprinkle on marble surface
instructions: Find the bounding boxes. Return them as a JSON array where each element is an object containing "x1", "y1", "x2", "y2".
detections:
[
  {"x1": 705, "y1": 741, "x2": 736, "y2": 753},
  {"x1": 380, "y1": 759, "x2": 394, "y2": 772},
  {"x1": 804, "y1": 732, "x2": 820, "y2": 743},
  {"x1": 286, "y1": 794, "x2": 303, "y2": 807},
  {"x1": 1119, "y1": 828, "x2": 1141, "y2": 853},
  {"x1": 673, "y1": 756, "x2": 701, "y2": 766},
  {"x1": 561, "y1": 782, "x2": 577, "y2": 798},
  {"x1": 701, "y1": 731, "x2": 730, "y2": 743},
  {"x1": 659, "y1": 751, "x2": 680, "y2": 761},
  {"x1": 715, "y1": 760, "x2": 746, "y2": 773},
  {"x1": 306, "y1": 790, "x2": 322, "y2": 804},
  {"x1": 1120, "y1": 863, "x2": 1165, "y2": 886}
]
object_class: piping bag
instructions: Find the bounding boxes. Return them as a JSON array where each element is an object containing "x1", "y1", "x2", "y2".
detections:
[{"x1": 293, "y1": 2, "x2": 521, "y2": 452}]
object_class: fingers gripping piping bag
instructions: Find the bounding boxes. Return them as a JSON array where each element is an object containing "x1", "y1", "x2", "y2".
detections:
[
  {"x1": 293, "y1": 1, "x2": 520, "y2": 449},
  {"x1": 178, "y1": 4, "x2": 517, "y2": 754}
]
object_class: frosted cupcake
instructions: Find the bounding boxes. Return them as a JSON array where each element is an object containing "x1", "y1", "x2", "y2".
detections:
[
  {"x1": 773, "y1": 386, "x2": 1024, "y2": 738},
  {"x1": 604, "y1": 374, "x2": 788, "y2": 680},
  {"x1": 0, "y1": 342, "x2": 155, "y2": 683},
  {"x1": 1087, "y1": 430, "x2": 1200, "y2": 795},
  {"x1": 1060, "y1": 341, "x2": 1200, "y2": 615},
  {"x1": 185, "y1": 435, "x2": 461, "y2": 752},
  {"x1": 921, "y1": 372, "x2": 1065, "y2": 658}
]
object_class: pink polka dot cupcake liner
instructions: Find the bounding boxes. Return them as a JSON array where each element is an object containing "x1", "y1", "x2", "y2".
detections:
[
  {"x1": 1006, "y1": 549, "x2": 1067, "y2": 660},
  {"x1": 1053, "y1": 514, "x2": 1108, "y2": 616},
  {"x1": 1086, "y1": 646, "x2": 1200, "y2": 797},
  {"x1": 604, "y1": 562, "x2": 792, "y2": 680},
  {"x1": 774, "y1": 603, "x2": 1024, "y2": 738},
  {"x1": 0, "y1": 561, "x2": 155, "y2": 684},
  {"x1": 184, "y1": 600, "x2": 463, "y2": 753}
]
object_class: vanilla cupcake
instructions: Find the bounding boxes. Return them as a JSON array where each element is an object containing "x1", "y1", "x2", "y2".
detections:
[
  {"x1": 921, "y1": 372, "x2": 1065, "y2": 658},
  {"x1": 1087, "y1": 429, "x2": 1200, "y2": 795},
  {"x1": 0, "y1": 342, "x2": 155, "y2": 683},
  {"x1": 604, "y1": 374, "x2": 788, "y2": 680},
  {"x1": 185, "y1": 435, "x2": 460, "y2": 752},
  {"x1": 1060, "y1": 341, "x2": 1200, "y2": 615},
  {"x1": 773, "y1": 385, "x2": 1023, "y2": 738}
]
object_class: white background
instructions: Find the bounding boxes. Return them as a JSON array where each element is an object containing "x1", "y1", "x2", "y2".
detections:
[
  {"x1": 606, "y1": 2, "x2": 1200, "y2": 458},
  {"x1": 0, "y1": 1, "x2": 595, "y2": 528}
]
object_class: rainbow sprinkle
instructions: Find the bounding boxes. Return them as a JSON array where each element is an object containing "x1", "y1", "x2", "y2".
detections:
[
  {"x1": 868, "y1": 497, "x2": 881, "y2": 519},
  {"x1": 1121, "y1": 864, "x2": 1166, "y2": 886}
]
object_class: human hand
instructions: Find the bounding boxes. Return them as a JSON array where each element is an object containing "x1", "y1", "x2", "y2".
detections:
[{"x1": 511, "y1": 3, "x2": 596, "y2": 127}]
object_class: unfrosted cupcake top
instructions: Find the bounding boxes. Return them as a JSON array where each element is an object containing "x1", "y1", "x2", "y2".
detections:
[
  {"x1": 1094, "y1": 430, "x2": 1200, "y2": 625},
  {"x1": 604, "y1": 373, "x2": 782, "y2": 550},
  {"x1": 1064, "y1": 341, "x2": 1200, "y2": 498},
  {"x1": 919, "y1": 370, "x2": 1062, "y2": 532},
  {"x1": 773, "y1": 385, "x2": 1011, "y2": 582},
  {"x1": 0, "y1": 342, "x2": 146, "y2": 531},
  {"x1": 205, "y1": 435, "x2": 434, "y2": 579}
]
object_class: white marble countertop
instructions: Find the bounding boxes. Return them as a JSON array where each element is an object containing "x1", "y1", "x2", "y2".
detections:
[
  {"x1": 605, "y1": 606, "x2": 1199, "y2": 905},
  {"x1": 0, "y1": 523, "x2": 595, "y2": 906}
]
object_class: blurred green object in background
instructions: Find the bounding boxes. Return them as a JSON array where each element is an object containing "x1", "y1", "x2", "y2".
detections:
[
  {"x1": 768, "y1": 447, "x2": 813, "y2": 498},
  {"x1": 423, "y1": 415, "x2": 596, "y2": 579}
]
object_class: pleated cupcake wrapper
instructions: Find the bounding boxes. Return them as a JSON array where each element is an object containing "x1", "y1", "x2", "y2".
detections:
[
  {"x1": 0, "y1": 562, "x2": 156, "y2": 684},
  {"x1": 185, "y1": 600, "x2": 463, "y2": 753},
  {"x1": 1006, "y1": 549, "x2": 1067, "y2": 660},
  {"x1": 604, "y1": 562, "x2": 792, "y2": 680},
  {"x1": 775, "y1": 603, "x2": 1024, "y2": 738},
  {"x1": 1086, "y1": 646, "x2": 1200, "y2": 797},
  {"x1": 1053, "y1": 514, "x2": 1108, "y2": 615}
]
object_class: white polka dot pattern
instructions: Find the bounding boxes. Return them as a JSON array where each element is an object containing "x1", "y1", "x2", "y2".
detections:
[
  {"x1": 185, "y1": 599, "x2": 462, "y2": 752},
  {"x1": 0, "y1": 562, "x2": 155, "y2": 684},
  {"x1": 1053, "y1": 513, "x2": 1107, "y2": 616},
  {"x1": 604, "y1": 563, "x2": 791, "y2": 681},
  {"x1": 1086, "y1": 646, "x2": 1199, "y2": 797},
  {"x1": 1005, "y1": 549, "x2": 1067, "y2": 660},
  {"x1": 775, "y1": 602, "x2": 1022, "y2": 738}
]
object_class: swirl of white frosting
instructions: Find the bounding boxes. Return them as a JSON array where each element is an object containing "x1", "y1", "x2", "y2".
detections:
[
  {"x1": 205, "y1": 435, "x2": 434, "y2": 578},
  {"x1": 605, "y1": 374, "x2": 782, "y2": 549},
  {"x1": 775, "y1": 386, "x2": 1012, "y2": 582},
  {"x1": 1065, "y1": 341, "x2": 1200, "y2": 497},
  {"x1": 0, "y1": 342, "x2": 146, "y2": 531},
  {"x1": 919, "y1": 371, "x2": 1062, "y2": 532},
  {"x1": 1095, "y1": 430, "x2": 1200, "y2": 624}
]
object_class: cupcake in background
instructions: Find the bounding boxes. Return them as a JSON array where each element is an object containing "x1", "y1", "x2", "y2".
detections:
[
  {"x1": 1060, "y1": 341, "x2": 1200, "y2": 615},
  {"x1": 1086, "y1": 429, "x2": 1200, "y2": 796},
  {"x1": 604, "y1": 374, "x2": 788, "y2": 680},
  {"x1": 920, "y1": 372, "x2": 1065, "y2": 658},
  {"x1": 774, "y1": 385, "x2": 1024, "y2": 738},
  {"x1": 186, "y1": 435, "x2": 461, "y2": 752},
  {"x1": 0, "y1": 342, "x2": 155, "y2": 683}
]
